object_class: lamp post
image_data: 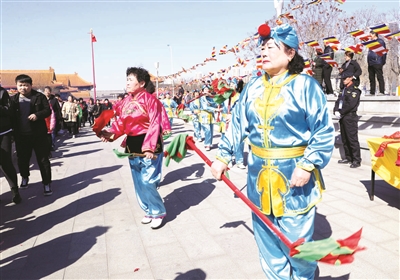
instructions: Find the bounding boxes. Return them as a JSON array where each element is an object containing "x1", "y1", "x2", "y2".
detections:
[
  {"x1": 167, "y1": 44, "x2": 175, "y2": 96},
  {"x1": 155, "y1": 62, "x2": 159, "y2": 98}
]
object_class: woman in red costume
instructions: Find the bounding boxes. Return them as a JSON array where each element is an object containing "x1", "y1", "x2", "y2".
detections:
[{"x1": 100, "y1": 67, "x2": 170, "y2": 229}]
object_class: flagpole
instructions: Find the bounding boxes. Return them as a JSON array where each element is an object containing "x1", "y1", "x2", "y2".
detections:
[
  {"x1": 167, "y1": 44, "x2": 175, "y2": 96},
  {"x1": 90, "y1": 29, "x2": 97, "y2": 102}
]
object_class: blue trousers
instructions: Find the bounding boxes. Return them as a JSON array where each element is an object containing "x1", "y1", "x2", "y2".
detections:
[
  {"x1": 200, "y1": 123, "x2": 214, "y2": 146},
  {"x1": 252, "y1": 207, "x2": 317, "y2": 279},
  {"x1": 128, "y1": 155, "x2": 166, "y2": 218},
  {"x1": 192, "y1": 117, "x2": 202, "y2": 140},
  {"x1": 169, "y1": 117, "x2": 173, "y2": 128}
]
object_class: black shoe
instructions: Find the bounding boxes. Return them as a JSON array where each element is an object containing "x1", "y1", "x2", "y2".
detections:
[
  {"x1": 350, "y1": 162, "x2": 361, "y2": 168},
  {"x1": 20, "y1": 177, "x2": 29, "y2": 189},
  {"x1": 338, "y1": 159, "x2": 351, "y2": 164},
  {"x1": 12, "y1": 193, "x2": 22, "y2": 204},
  {"x1": 43, "y1": 184, "x2": 53, "y2": 196},
  {"x1": 11, "y1": 187, "x2": 22, "y2": 204}
]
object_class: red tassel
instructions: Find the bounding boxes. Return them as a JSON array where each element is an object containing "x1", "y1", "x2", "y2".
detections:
[
  {"x1": 374, "y1": 148, "x2": 384, "y2": 157},
  {"x1": 383, "y1": 131, "x2": 400, "y2": 139}
]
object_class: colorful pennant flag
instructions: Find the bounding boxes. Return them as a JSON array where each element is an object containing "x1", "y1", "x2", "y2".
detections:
[
  {"x1": 348, "y1": 29, "x2": 370, "y2": 41},
  {"x1": 211, "y1": 47, "x2": 216, "y2": 58},
  {"x1": 323, "y1": 36, "x2": 340, "y2": 51},
  {"x1": 348, "y1": 29, "x2": 371, "y2": 41},
  {"x1": 256, "y1": 55, "x2": 262, "y2": 69},
  {"x1": 334, "y1": 0, "x2": 346, "y2": 4},
  {"x1": 303, "y1": 59, "x2": 314, "y2": 76},
  {"x1": 303, "y1": 40, "x2": 323, "y2": 53},
  {"x1": 323, "y1": 36, "x2": 340, "y2": 45},
  {"x1": 280, "y1": 12, "x2": 295, "y2": 21},
  {"x1": 219, "y1": 45, "x2": 228, "y2": 55},
  {"x1": 369, "y1": 23, "x2": 391, "y2": 36},
  {"x1": 343, "y1": 43, "x2": 363, "y2": 54},
  {"x1": 304, "y1": 40, "x2": 320, "y2": 48},
  {"x1": 227, "y1": 46, "x2": 236, "y2": 53},
  {"x1": 361, "y1": 40, "x2": 388, "y2": 56},
  {"x1": 291, "y1": 4, "x2": 303, "y2": 10},
  {"x1": 241, "y1": 37, "x2": 251, "y2": 49},
  {"x1": 308, "y1": 0, "x2": 322, "y2": 5},
  {"x1": 319, "y1": 54, "x2": 338, "y2": 67},
  {"x1": 385, "y1": 30, "x2": 400, "y2": 40}
]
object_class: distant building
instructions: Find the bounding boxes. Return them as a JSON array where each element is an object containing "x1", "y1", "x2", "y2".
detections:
[
  {"x1": 0, "y1": 67, "x2": 93, "y2": 100},
  {"x1": 1, "y1": 67, "x2": 163, "y2": 100}
]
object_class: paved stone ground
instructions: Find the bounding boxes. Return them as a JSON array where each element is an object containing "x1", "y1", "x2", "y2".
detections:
[{"x1": 1, "y1": 120, "x2": 399, "y2": 280}]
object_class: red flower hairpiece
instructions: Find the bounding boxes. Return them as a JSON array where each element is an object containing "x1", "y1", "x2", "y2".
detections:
[{"x1": 258, "y1": 24, "x2": 271, "y2": 37}]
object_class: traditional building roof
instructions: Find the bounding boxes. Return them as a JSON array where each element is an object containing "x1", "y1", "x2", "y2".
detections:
[
  {"x1": 71, "y1": 91, "x2": 91, "y2": 99},
  {"x1": 0, "y1": 67, "x2": 57, "y2": 88},
  {"x1": 56, "y1": 73, "x2": 93, "y2": 88}
]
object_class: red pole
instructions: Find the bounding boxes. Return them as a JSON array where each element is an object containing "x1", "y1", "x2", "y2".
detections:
[
  {"x1": 185, "y1": 137, "x2": 294, "y2": 249},
  {"x1": 91, "y1": 30, "x2": 97, "y2": 102}
]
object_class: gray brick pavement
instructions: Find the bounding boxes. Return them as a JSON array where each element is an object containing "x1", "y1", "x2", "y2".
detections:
[{"x1": 0, "y1": 120, "x2": 398, "y2": 279}]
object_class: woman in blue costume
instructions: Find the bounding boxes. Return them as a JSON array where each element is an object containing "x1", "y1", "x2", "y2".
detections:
[
  {"x1": 211, "y1": 24, "x2": 334, "y2": 279},
  {"x1": 199, "y1": 86, "x2": 219, "y2": 151},
  {"x1": 161, "y1": 92, "x2": 178, "y2": 128},
  {"x1": 188, "y1": 89, "x2": 203, "y2": 142}
]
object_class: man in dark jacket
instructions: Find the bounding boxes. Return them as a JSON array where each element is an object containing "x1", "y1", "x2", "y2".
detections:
[
  {"x1": 367, "y1": 31, "x2": 387, "y2": 95},
  {"x1": 322, "y1": 42, "x2": 335, "y2": 95},
  {"x1": 339, "y1": 51, "x2": 362, "y2": 90},
  {"x1": 333, "y1": 72, "x2": 361, "y2": 168},
  {"x1": 0, "y1": 86, "x2": 22, "y2": 203},
  {"x1": 9, "y1": 74, "x2": 53, "y2": 196}
]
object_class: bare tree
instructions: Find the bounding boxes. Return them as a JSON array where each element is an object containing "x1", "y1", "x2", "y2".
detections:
[{"x1": 242, "y1": 0, "x2": 400, "y2": 94}]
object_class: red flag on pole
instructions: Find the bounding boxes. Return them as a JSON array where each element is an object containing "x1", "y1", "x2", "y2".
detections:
[{"x1": 91, "y1": 34, "x2": 97, "y2": 42}]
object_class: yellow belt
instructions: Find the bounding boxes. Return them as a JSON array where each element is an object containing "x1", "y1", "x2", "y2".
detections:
[{"x1": 250, "y1": 144, "x2": 306, "y2": 159}]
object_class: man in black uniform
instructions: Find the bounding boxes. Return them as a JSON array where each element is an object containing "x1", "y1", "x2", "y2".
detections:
[{"x1": 334, "y1": 72, "x2": 361, "y2": 168}]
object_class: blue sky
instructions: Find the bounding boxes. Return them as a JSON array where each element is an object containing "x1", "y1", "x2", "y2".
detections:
[{"x1": 1, "y1": 0, "x2": 399, "y2": 90}]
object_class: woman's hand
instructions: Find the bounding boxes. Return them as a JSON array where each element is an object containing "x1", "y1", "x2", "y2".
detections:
[
  {"x1": 100, "y1": 130, "x2": 114, "y2": 142},
  {"x1": 225, "y1": 114, "x2": 232, "y2": 124},
  {"x1": 290, "y1": 167, "x2": 311, "y2": 188},
  {"x1": 211, "y1": 160, "x2": 228, "y2": 181},
  {"x1": 144, "y1": 151, "x2": 154, "y2": 159}
]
